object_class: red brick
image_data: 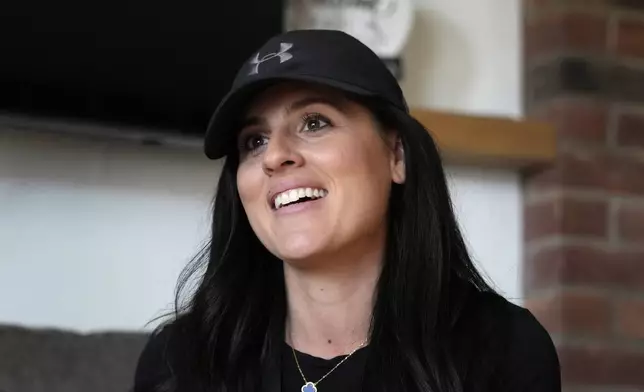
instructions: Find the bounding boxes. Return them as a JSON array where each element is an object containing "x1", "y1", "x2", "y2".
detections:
[
  {"x1": 526, "y1": 153, "x2": 605, "y2": 190},
  {"x1": 614, "y1": 0, "x2": 644, "y2": 11},
  {"x1": 608, "y1": 154, "x2": 644, "y2": 195},
  {"x1": 617, "y1": 111, "x2": 644, "y2": 148},
  {"x1": 559, "y1": 345, "x2": 644, "y2": 387},
  {"x1": 525, "y1": 196, "x2": 608, "y2": 240},
  {"x1": 532, "y1": 99, "x2": 609, "y2": 145},
  {"x1": 616, "y1": 298, "x2": 644, "y2": 340},
  {"x1": 526, "y1": 12, "x2": 608, "y2": 58},
  {"x1": 526, "y1": 151, "x2": 644, "y2": 196},
  {"x1": 526, "y1": 290, "x2": 612, "y2": 337},
  {"x1": 618, "y1": 202, "x2": 644, "y2": 243},
  {"x1": 525, "y1": 246, "x2": 644, "y2": 291},
  {"x1": 617, "y1": 18, "x2": 644, "y2": 60},
  {"x1": 525, "y1": 0, "x2": 551, "y2": 9},
  {"x1": 525, "y1": 0, "x2": 610, "y2": 8}
]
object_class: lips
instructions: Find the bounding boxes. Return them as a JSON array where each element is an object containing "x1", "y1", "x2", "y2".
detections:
[{"x1": 272, "y1": 187, "x2": 328, "y2": 210}]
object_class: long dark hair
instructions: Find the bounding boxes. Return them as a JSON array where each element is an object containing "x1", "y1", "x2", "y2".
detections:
[{"x1": 157, "y1": 95, "x2": 497, "y2": 392}]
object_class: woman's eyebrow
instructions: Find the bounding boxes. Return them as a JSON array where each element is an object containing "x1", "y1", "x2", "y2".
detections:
[
  {"x1": 238, "y1": 116, "x2": 267, "y2": 132},
  {"x1": 287, "y1": 96, "x2": 347, "y2": 114},
  {"x1": 239, "y1": 95, "x2": 347, "y2": 130}
]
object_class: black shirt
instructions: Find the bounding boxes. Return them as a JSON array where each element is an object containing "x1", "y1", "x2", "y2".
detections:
[
  {"x1": 281, "y1": 342, "x2": 369, "y2": 392},
  {"x1": 134, "y1": 292, "x2": 561, "y2": 392}
]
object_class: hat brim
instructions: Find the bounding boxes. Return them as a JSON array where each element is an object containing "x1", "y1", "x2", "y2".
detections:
[{"x1": 204, "y1": 74, "x2": 379, "y2": 159}]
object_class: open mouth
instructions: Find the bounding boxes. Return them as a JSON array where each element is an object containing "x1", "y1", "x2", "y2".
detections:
[{"x1": 273, "y1": 187, "x2": 328, "y2": 210}]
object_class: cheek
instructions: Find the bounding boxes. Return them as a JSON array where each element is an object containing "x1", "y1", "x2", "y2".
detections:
[
  {"x1": 316, "y1": 136, "x2": 393, "y2": 211},
  {"x1": 236, "y1": 162, "x2": 265, "y2": 213},
  {"x1": 327, "y1": 137, "x2": 392, "y2": 186}
]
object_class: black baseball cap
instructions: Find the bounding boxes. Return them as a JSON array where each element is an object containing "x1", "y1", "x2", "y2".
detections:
[{"x1": 204, "y1": 29, "x2": 409, "y2": 160}]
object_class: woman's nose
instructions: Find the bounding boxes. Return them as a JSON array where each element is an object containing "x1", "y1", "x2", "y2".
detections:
[{"x1": 261, "y1": 134, "x2": 304, "y2": 176}]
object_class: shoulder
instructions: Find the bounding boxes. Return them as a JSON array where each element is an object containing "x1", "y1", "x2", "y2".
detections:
[
  {"x1": 471, "y1": 291, "x2": 552, "y2": 340},
  {"x1": 462, "y1": 291, "x2": 561, "y2": 391},
  {"x1": 133, "y1": 317, "x2": 189, "y2": 392}
]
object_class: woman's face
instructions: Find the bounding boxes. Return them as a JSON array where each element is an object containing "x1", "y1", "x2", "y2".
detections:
[{"x1": 236, "y1": 83, "x2": 405, "y2": 266}]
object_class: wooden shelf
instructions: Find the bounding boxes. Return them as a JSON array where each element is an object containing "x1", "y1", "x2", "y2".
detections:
[{"x1": 411, "y1": 108, "x2": 556, "y2": 170}]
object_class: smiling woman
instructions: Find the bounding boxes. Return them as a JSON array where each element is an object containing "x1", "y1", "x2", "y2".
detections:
[
  {"x1": 133, "y1": 30, "x2": 561, "y2": 392},
  {"x1": 236, "y1": 84, "x2": 404, "y2": 266}
]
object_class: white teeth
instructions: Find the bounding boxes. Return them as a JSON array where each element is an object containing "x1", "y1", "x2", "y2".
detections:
[
  {"x1": 273, "y1": 187, "x2": 328, "y2": 210},
  {"x1": 275, "y1": 194, "x2": 282, "y2": 209}
]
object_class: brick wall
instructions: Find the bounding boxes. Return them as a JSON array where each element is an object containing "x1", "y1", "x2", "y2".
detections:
[{"x1": 523, "y1": 1, "x2": 644, "y2": 391}]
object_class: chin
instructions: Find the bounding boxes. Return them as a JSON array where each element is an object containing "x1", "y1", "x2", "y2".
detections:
[{"x1": 272, "y1": 233, "x2": 328, "y2": 264}]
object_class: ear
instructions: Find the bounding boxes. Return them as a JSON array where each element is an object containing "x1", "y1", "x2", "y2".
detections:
[{"x1": 388, "y1": 134, "x2": 406, "y2": 184}]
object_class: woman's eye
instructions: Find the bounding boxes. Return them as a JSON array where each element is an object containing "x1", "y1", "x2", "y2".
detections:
[
  {"x1": 242, "y1": 134, "x2": 268, "y2": 153},
  {"x1": 302, "y1": 113, "x2": 330, "y2": 132}
]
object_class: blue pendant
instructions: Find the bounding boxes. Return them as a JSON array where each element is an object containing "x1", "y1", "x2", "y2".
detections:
[{"x1": 301, "y1": 381, "x2": 317, "y2": 392}]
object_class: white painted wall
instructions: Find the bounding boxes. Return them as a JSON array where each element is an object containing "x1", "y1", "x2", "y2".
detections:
[
  {"x1": 402, "y1": 0, "x2": 523, "y2": 302},
  {"x1": 402, "y1": 0, "x2": 522, "y2": 118},
  {"x1": 0, "y1": 130, "x2": 216, "y2": 332},
  {"x1": 447, "y1": 167, "x2": 522, "y2": 302},
  {"x1": 0, "y1": 0, "x2": 522, "y2": 332}
]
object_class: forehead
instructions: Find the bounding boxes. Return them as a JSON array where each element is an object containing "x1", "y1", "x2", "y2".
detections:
[{"x1": 243, "y1": 82, "x2": 349, "y2": 118}]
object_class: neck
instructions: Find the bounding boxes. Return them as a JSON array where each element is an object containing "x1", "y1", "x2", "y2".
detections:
[{"x1": 283, "y1": 243, "x2": 383, "y2": 360}]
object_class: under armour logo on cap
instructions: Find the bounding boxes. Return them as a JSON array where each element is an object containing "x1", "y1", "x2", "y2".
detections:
[{"x1": 248, "y1": 42, "x2": 294, "y2": 75}]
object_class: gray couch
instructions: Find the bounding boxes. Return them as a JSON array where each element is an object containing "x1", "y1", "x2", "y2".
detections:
[{"x1": 0, "y1": 324, "x2": 149, "y2": 392}]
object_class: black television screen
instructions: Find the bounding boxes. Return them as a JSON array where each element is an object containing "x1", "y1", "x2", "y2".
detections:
[{"x1": 0, "y1": 0, "x2": 284, "y2": 140}]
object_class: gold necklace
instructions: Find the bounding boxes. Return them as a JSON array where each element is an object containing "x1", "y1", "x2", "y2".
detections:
[{"x1": 290, "y1": 339, "x2": 368, "y2": 392}]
